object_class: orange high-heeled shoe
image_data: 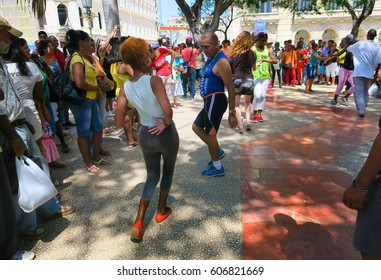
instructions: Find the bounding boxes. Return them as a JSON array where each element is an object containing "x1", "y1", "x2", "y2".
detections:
[
  {"x1": 130, "y1": 220, "x2": 143, "y2": 242},
  {"x1": 155, "y1": 206, "x2": 173, "y2": 223}
]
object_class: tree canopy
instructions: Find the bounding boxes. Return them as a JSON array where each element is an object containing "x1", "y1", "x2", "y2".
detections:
[{"x1": 246, "y1": 0, "x2": 376, "y2": 38}]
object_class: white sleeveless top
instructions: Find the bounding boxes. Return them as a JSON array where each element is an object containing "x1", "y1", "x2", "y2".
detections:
[{"x1": 124, "y1": 75, "x2": 164, "y2": 127}]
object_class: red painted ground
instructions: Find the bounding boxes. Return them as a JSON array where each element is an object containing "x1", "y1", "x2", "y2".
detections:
[{"x1": 241, "y1": 91, "x2": 379, "y2": 259}]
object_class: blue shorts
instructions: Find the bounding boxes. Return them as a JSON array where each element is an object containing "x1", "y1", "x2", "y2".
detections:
[
  {"x1": 319, "y1": 64, "x2": 326, "y2": 75},
  {"x1": 70, "y1": 98, "x2": 103, "y2": 136},
  {"x1": 306, "y1": 64, "x2": 316, "y2": 79},
  {"x1": 194, "y1": 93, "x2": 228, "y2": 135},
  {"x1": 354, "y1": 174, "x2": 381, "y2": 257}
]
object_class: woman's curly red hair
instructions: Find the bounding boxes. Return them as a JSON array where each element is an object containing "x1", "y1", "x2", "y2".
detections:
[{"x1": 120, "y1": 37, "x2": 149, "y2": 70}]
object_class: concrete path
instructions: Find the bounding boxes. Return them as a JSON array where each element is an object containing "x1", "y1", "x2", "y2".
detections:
[{"x1": 18, "y1": 83, "x2": 381, "y2": 260}]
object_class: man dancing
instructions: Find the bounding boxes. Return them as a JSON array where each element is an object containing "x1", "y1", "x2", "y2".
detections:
[{"x1": 192, "y1": 32, "x2": 237, "y2": 177}]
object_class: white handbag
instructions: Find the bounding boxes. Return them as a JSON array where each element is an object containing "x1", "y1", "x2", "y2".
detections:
[{"x1": 16, "y1": 156, "x2": 58, "y2": 213}]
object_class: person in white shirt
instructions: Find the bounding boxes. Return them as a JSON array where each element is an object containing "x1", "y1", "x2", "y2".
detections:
[{"x1": 347, "y1": 29, "x2": 381, "y2": 117}]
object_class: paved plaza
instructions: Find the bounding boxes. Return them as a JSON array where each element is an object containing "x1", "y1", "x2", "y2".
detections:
[{"x1": 18, "y1": 84, "x2": 381, "y2": 260}]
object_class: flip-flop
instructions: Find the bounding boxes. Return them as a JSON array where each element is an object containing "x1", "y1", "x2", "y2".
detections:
[
  {"x1": 155, "y1": 206, "x2": 173, "y2": 223},
  {"x1": 128, "y1": 143, "x2": 138, "y2": 149},
  {"x1": 86, "y1": 165, "x2": 103, "y2": 174},
  {"x1": 93, "y1": 159, "x2": 112, "y2": 166}
]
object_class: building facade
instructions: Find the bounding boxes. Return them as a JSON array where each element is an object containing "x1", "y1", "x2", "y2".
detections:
[
  {"x1": 0, "y1": 0, "x2": 159, "y2": 45},
  {"x1": 226, "y1": 1, "x2": 381, "y2": 44}
]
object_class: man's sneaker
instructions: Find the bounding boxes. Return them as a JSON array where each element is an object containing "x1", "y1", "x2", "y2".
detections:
[
  {"x1": 208, "y1": 149, "x2": 226, "y2": 166},
  {"x1": 202, "y1": 165, "x2": 225, "y2": 177},
  {"x1": 331, "y1": 99, "x2": 340, "y2": 106},
  {"x1": 252, "y1": 115, "x2": 258, "y2": 123},
  {"x1": 11, "y1": 251, "x2": 36, "y2": 260},
  {"x1": 257, "y1": 115, "x2": 264, "y2": 122},
  {"x1": 340, "y1": 97, "x2": 349, "y2": 106}
]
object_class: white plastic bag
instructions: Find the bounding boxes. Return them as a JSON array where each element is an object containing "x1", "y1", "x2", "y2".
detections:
[
  {"x1": 369, "y1": 82, "x2": 381, "y2": 98},
  {"x1": 16, "y1": 156, "x2": 58, "y2": 213}
]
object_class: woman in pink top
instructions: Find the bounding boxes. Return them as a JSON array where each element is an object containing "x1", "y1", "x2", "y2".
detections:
[{"x1": 149, "y1": 44, "x2": 175, "y2": 95}]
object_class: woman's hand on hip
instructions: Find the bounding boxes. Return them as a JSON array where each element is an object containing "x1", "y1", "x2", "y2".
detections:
[{"x1": 148, "y1": 117, "x2": 167, "y2": 135}]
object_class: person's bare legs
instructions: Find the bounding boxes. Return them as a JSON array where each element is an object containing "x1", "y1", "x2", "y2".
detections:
[
  {"x1": 123, "y1": 114, "x2": 136, "y2": 146},
  {"x1": 77, "y1": 136, "x2": 99, "y2": 170},
  {"x1": 244, "y1": 95, "x2": 251, "y2": 126},
  {"x1": 192, "y1": 124, "x2": 220, "y2": 161},
  {"x1": 234, "y1": 95, "x2": 243, "y2": 131},
  {"x1": 91, "y1": 130, "x2": 103, "y2": 163},
  {"x1": 157, "y1": 192, "x2": 171, "y2": 215},
  {"x1": 134, "y1": 198, "x2": 150, "y2": 224}
]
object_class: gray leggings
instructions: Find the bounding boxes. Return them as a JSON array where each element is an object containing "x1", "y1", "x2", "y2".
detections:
[{"x1": 139, "y1": 123, "x2": 179, "y2": 200}]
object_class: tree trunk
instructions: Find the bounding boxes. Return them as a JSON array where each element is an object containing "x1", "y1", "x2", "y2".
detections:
[
  {"x1": 102, "y1": 0, "x2": 120, "y2": 37},
  {"x1": 350, "y1": 20, "x2": 362, "y2": 39}
]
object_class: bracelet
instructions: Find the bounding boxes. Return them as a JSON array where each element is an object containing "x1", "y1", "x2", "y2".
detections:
[
  {"x1": 229, "y1": 110, "x2": 235, "y2": 115},
  {"x1": 164, "y1": 119, "x2": 172, "y2": 128},
  {"x1": 10, "y1": 137, "x2": 20, "y2": 143},
  {"x1": 352, "y1": 179, "x2": 370, "y2": 192}
]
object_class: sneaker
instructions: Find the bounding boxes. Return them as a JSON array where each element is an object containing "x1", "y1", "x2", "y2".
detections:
[
  {"x1": 331, "y1": 99, "x2": 340, "y2": 106},
  {"x1": 41, "y1": 205, "x2": 75, "y2": 222},
  {"x1": 208, "y1": 149, "x2": 226, "y2": 166},
  {"x1": 257, "y1": 115, "x2": 264, "y2": 122},
  {"x1": 11, "y1": 251, "x2": 36, "y2": 260},
  {"x1": 340, "y1": 97, "x2": 349, "y2": 106},
  {"x1": 201, "y1": 165, "x2": 225, "y2": 177},
  {"x1": 318, "y1": 81, "x2": 324, "y2": 85},
  {"x1": 252, "y1": 115, "x2": 258, "y2": 123}
]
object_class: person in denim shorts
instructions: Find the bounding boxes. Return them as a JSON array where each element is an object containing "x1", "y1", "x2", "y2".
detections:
[{"x1": 66, "y1": 29, "x2": 109, "y2": 174}]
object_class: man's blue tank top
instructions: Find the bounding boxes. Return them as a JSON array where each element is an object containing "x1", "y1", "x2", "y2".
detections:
[{"x1": 200, "y1": 52, "x2": 226, "y2": 97}]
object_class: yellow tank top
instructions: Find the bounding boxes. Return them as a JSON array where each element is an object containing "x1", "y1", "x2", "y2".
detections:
[
  {"x1": 110, "y1": 62, "x2": 130, "y2": 98},
  {"x1": 70, "y1": 52, "x2": 98, "y2": 100}
]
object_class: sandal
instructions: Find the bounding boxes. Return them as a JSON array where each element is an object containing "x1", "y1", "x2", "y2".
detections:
[
  {"x1": 128, "y1": 143, "x2": 138, "y2": 149},
  {"x1": 172, "y1": 104, "x2": 178, "y2": 109},
  {"x1": 93, "y1": 159, "x2": 112, "y2": 166},
  {"x1": 86, "y1": 165, "x2": 103, "y2": 174},
  {"x1": 246, "y1": 124, "x2": 252, "y2": 131}
]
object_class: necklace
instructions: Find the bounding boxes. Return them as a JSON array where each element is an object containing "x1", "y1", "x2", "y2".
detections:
[{"x1": 201, "y1": 51, "x2": 220, "y2": 78}]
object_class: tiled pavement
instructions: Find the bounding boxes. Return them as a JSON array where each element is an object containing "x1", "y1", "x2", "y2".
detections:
[{"x1": 241, "y1": 89, "x2": 379, "y2": 260}]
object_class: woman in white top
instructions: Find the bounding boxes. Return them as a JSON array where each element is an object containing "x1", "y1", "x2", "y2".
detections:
[
  {"x1": 4, "y1": 42, "x2": 44, "y2": 152},
  {"x1": 115, "y1": 37, "x2": 179, "y2": 243}
]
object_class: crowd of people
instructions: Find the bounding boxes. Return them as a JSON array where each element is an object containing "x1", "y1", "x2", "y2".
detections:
[{"x1": 1, "y1": 14, "x2": 381, "y2": 258}]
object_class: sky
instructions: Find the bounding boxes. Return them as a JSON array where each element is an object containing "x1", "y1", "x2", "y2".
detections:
[{"x1": 159, "y1": 0, "x2": 182, "y2": 25}]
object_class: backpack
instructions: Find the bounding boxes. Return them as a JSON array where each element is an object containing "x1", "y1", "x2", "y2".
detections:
[{"x1": 52, "y1": 54, "x2": 86, "y2": 105}]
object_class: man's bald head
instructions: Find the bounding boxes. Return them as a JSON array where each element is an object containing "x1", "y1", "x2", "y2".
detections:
[{"x1": 201, "y1": 32, "x2": 219, "y2": 45}]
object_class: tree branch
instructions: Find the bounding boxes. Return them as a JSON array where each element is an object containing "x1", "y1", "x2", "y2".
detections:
[{"x1": 342, "y1": 0, "x2": 358, "y2": 20}]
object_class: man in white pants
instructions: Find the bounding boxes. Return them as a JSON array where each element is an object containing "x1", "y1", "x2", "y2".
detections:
[{"x1": 347, "y1": 29, "x2": 381, "y2": 117}]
